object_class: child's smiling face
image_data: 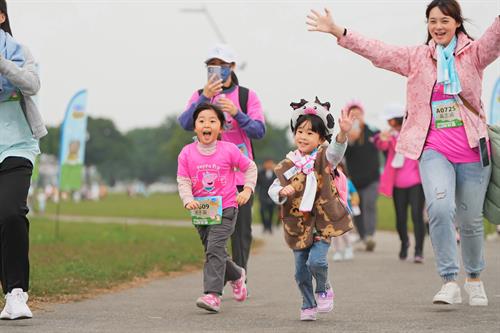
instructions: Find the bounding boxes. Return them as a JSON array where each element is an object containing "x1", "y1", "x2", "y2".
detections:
[
  {"x1": 294, "y1": 120, "x2": 323, "y2": 154},
  {"x1": 194, "y1": 109, "x2": 223, "y2": 145}
]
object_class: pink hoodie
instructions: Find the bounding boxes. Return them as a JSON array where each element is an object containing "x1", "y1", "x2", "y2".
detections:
[
  {"x1": 374, "y1": 133, "x2": 421, "y2": 197},
  {"x1": 338, "y1": 17, "x2": 500, "y2": 160}
]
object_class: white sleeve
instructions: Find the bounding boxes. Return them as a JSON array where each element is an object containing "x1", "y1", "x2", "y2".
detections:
[
  {"x1": 326, "y1": 139, "x2": 347, "y2": 168},
  {"x1": 268, "y1": 178, "x2": 287, "y2": 205}
]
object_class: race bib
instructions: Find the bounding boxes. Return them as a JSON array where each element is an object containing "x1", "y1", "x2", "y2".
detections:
[
  {"x1": 432, "y1": 98, "x2": 463, "y2": 129},
  {"x1": 191, "y1": 196, "x2": 223, "y2": 226}
]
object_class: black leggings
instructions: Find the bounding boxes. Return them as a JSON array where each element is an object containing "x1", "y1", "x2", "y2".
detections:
[
  {"x1": 393, "y1": 184, "x2": 425, "y2": 257},
  {"x1": 0, "y1": 157, "x2": 32, "y2": 294}
]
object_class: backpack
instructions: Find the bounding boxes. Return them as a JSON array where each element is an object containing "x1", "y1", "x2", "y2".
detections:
[
  {"x1": 197, "y1": 86, "x2": 255, "y2": 160},
  {"x1": 484, "y1": 124, "x2": 500, "y2": 224}
]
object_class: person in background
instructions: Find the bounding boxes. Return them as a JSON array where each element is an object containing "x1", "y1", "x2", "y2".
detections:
[
  {"x1": 332, "y1": 161, "x2": 360, "y2": 261},
  {"x1": 374, "y1": 103, "x2": 425, "y2": 263},
  {"x1": 256, "y1": 158, "x2": 277, "y2": 234},
  {"x1": 342, "y1": 101, "x2": 380, "y2": 252}
]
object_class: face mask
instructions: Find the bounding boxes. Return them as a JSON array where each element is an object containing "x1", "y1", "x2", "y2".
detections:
[
  {"x1": 352, "y1": 119, "x2": 360, "y2": 130},
  {"x1": 221, "y1": 66, "x2": 232, "y2": 82}
]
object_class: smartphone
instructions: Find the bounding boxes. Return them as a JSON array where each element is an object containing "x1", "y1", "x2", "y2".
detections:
[
  {"x1": 207, "y1": 65, "x2": 222, "y2": 82},
  {"x1": 479, "y1": 137, "x2": 490, "y2": 167}
]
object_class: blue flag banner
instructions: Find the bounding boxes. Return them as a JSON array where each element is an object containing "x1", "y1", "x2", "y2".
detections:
[
  {"x1": 58, "y1": 90, "x2": 88, "y2": 191},
  {"x1": 489, "y1": 77, "x2": 500, "y2": 125}
]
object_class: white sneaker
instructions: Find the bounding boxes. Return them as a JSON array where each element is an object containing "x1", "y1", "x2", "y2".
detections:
[
  {"x1": 332, "y1": 251, "x2": 344, "y2": 261},
  {"x1": 464, "y1": 281, "x2": 488, "y2": 306},
  {"x1": 0, "y1": 288, "x2": 33, "y2": 320},
  {"x1": 432, "y1": 282, "x2": 462, "y2": 305},
  {"x1": 343, "y1": 246, "x2": 354, "y2": 260}
]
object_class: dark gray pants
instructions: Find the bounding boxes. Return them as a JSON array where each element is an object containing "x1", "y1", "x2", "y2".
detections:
[
  {"x1": 231, "y1": 186, "x2": 253, "y2": 274},
  {"x1": 358, "y1": 181, "x2": 379, "y2": 238},
  {"x1": 196, "y1": 207, "x2": 242, "y2": 295}
]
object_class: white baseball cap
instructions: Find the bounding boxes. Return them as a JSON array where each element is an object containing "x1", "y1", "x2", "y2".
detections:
[
  {"x1": 205, "y1": 44, "x2": 237, "y2": 64},
  {"x1": 382, "y1": 103, "x2": 406, "y2": 120}
]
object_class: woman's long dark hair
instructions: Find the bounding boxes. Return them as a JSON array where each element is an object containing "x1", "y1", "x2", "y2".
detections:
[
  {"x1": 0, "y1": 0, "x2": 12, "y2": 35},
  {"x1": 230, "y1": 71, "x2": 239, "y2": 86},
  {"x1": 425, "y1": 0, "x2": 471, "y2": 44}
]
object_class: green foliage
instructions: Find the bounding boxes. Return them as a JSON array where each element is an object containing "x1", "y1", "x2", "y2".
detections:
[
  {"x1": 85, "y1": 117, "x2": 132, "y2": 185},
  {"x1": 126, "y1": 116, "x2": 192, "y2": 182},
  {"x1": 252, "y1": 122, "x2": 293, "y2": 165},
  {"x1": 39, "y1": 126, "x2": 60, "y2": 156},
  {"x1": 38, "y1": 115, "x2": 293, "y2": 184}
]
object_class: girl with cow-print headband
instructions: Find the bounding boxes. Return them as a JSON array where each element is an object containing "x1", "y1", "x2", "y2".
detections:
[{"x1": 267, "y1": 97, "x2": 355, "y2": 321}]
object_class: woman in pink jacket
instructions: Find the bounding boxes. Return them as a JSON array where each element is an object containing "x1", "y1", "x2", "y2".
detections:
[{"x1": 307, "y1": 0, "x2": 499, "y2": 306}]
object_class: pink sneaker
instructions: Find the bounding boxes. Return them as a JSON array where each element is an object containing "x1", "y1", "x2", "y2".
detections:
[
  {"x1": 315, "y1": 288, "x2": 335, "y2": 313},
  {"x1": 230, "y1": 268, "x2": 247, "y2": 302},
  {"x1": 196, "y1": 293, "x2": 221, "y2": 312},
  {"x1": 300, "y1": 307, "x2": 318, "y2": 321}
]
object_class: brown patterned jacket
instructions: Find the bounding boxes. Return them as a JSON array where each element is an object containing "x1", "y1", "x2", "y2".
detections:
[{"x1": 274, "y1": 145, "x2": 353, "y2": 250}]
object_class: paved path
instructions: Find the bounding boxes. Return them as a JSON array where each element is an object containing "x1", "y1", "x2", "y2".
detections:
[{"x1": 1, "y1": 228, "x2": 499, "y2": 332}]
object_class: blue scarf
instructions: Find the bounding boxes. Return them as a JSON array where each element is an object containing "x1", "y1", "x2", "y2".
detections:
[
  {"x1": 436, "y1": 36, "x2": 461, "y2": 95},
  {"x1": 0, "y1": 29, "x2": 25, "y2": 102}
]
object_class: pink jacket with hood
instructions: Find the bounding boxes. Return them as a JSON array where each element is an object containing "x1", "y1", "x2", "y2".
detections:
[{"x1": 338, "y1": 17, "x2": 500, "y2": 160}]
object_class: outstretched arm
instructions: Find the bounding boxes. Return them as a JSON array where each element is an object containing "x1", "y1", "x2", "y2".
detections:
[
  {"x1": 475, "y1": 16, "x2": 500, "y2": 71},
  {"x1": 307, "y1": 8, "x2": 413, "y2": 77}
]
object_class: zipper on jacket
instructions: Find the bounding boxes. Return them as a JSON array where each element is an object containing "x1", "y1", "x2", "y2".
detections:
[
  {"x1": 454, "y1": 41, "x2": 471, "y2": 56},
  {"x1": 418, "y1": 80, "x2": 437, "y2": 160}
]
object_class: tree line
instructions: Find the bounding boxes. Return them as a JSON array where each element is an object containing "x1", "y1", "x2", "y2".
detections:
[{"x1": 40, "y1": 116, "x2": 292, "y2": 185}]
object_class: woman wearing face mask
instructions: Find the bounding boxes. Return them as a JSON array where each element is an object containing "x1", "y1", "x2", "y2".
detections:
[
  {"x1": 179, "y1": 44, "x2": 266, "y2": 289},
  {"x1": 307, "y1": 0, "x2": 499, "y2": 306},
  {"x1": 0, "y1": 0, "x2": 46, "y2": 320}
]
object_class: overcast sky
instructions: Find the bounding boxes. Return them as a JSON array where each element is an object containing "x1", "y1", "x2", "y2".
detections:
[{"x1": 9, "y1": 0, "x2": 500, "y2": 132}]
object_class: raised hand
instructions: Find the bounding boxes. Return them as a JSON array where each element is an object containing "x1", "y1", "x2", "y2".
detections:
[
  {"x1": 339, "y1": 107, "x2": 355, "y2": 134},
  {"x1": 306, "y1": 8, "x2": 344, "y2": 38},
  {"x1": 217, "y1": 97, "x2": 238, "y2": 116}
]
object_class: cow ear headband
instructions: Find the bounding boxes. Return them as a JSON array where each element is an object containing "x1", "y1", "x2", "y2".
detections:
[{"x1": 289, "y1": 96, "x2": 335, "y2": 136}]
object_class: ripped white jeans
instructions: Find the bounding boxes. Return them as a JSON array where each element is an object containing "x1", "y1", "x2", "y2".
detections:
[{"x1": 419, "y1": 149, "x2": 491, "y2": 282}]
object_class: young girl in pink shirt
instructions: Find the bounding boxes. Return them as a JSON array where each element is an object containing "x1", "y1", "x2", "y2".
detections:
[{"x1": 177, "y1": 103, "x2": 257, "y2": 313}]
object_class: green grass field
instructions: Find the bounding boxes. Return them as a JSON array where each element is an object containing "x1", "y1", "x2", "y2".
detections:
[
  {"x1": 44, "y1": 193, "x2": 188, "y2": 220},
  {"x1": 43, "y1": 193, "x2": 495, "y2": 234},
  {"x1": 19, "y1": 218, "x2": 203, "y2": 303}
]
